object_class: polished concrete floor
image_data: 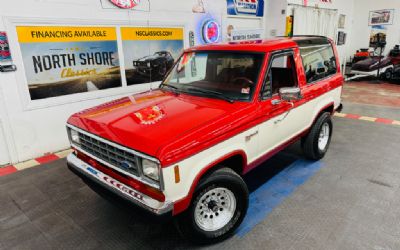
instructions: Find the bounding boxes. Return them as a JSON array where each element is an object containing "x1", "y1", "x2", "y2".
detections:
[{"x1": 0, "y1": 81, "x2": 400, "y2": 250}]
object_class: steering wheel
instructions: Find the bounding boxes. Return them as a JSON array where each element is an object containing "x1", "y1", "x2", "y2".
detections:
[{"x1": 231, "y1": 77, "x2": 254, "y2": 87}]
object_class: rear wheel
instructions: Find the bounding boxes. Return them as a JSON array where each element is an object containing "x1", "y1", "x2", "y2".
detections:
[
  {"x1": 176, "y1": 168, "x2": 248, "y2": 244},
  {"x1": 302, "y1": 112, "x2": 333, "y2": 160},
  {"x1": 380, "y1": 68, "x2": 393, "y2": 80}
]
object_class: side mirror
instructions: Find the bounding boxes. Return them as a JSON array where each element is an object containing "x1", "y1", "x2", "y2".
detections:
[{"x1": 279, "y1": 87, "x2": 302, "y2": 102}]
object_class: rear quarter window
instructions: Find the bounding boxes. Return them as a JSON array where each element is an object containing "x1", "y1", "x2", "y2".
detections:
[{"x1": 299, "y1": 44, "x2": 337, "y2": 84}]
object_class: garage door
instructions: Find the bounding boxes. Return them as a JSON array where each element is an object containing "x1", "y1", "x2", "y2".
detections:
[{"x1": 0, "y1": 121, "x2": 10, "y2": 166}]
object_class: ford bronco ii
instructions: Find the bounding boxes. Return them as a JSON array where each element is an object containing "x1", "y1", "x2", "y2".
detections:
[{"x1": 67, "y1": 36, "x2": 343, "y2": 243}]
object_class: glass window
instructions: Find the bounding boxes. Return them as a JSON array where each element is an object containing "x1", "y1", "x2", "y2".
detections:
[
  {"x1": 299, "y1": 44, "x2": 337, "y2": 83},
  {"x1": 261, "y1": 53, "x2": 298, "y2": 99},
  {"x1": 161, "y1": 51, "x2": 264, "y2": 102}
]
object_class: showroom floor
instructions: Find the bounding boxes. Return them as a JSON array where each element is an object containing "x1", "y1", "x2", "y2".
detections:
[{"x1": 0, "y1": 81, "x2": 400, "y2": 250}]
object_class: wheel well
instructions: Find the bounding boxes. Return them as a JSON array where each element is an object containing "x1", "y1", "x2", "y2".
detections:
[
  {"x1": 320, "y1": 104, "x2": 334, "y2": 116},
  {"x1": 200, "y1": 154, "x2": 245, "y2": 182},
  {"x1": 217, "y1": 154, "x2": 244, "y2": 175}
]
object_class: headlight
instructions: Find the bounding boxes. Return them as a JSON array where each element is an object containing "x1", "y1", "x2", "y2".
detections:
[
  {"x1": 142, "y1": 158, "x2": 160, "y2": 181},
  {"x1": 70, "y1": 129, "x2": 80, "y2": 144}
]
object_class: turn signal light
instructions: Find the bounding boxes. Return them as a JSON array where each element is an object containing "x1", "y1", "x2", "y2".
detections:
[{"x1": 174, "y1": 165, "x2": 180, "y2": 183}]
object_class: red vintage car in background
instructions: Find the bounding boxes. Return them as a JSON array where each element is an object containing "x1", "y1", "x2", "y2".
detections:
[{"x1": 0, "y1": 40, "x2": 11, "y2": 59}]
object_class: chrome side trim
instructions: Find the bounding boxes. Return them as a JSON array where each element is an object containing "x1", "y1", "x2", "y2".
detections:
[{"x1": 67, "y1": 153, "x2": 172, "y2": 215}]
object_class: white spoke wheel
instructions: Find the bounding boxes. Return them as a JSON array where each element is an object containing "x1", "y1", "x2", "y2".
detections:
[
  {"x1": 318, "y1": 122, "x2": 330, "y2": 151},
  {"x1": 302, "y1": 112, "x2": 333, "y2": 160},
  {"x1": 175, "y1": 168, "x2": 248, "y2": 244},
  {"x1": 194, "y1": 187, "x2": 236, "y2": 232}
]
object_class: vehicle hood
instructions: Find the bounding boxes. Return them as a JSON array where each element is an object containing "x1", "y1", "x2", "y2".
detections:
[
  {"x1": 136, "y1": 54, "x2": 160, "y2": 62},
  {"x1": 67, "y1": 90, "x2": 250, "y2": 162}
]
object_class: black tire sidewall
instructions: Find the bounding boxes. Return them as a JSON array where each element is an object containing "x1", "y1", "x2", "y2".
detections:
[
  {"x1": 386, "y1": 69, "x2": 392, "y2": 80},
  {"x1": 313, "y1": 114, "x2": 333, "y2": 156},
  {"x1": 178, "y1": 169, "x2": 248, "y2": 244}
]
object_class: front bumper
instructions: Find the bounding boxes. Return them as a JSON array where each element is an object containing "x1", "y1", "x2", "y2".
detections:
[{"x1": 66, "y1": 153, "x2": 173, "y2": 216}]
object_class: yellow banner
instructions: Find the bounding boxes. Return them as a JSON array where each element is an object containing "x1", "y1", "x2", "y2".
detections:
[
  {"x1": 121, "y1": 27, "x2": 183, "y2": 41},
  {"x1": 17, "y1": 26, "x2": 117, "y2": 43}
]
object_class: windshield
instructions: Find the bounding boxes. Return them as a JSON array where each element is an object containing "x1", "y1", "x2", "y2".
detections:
[{"x1": 161, "y1": 51, "x2": 264, "y2": 102}]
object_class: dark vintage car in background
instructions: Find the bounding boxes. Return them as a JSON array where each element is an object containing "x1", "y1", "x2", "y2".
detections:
[
  {"x1": 133, "y1": 51, "x2": 175, "y2": 81},
  {"x1": 350, "y1": 45, "x2": 400, "y2": 80}
]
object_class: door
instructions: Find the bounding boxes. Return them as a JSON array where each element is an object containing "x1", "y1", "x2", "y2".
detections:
[{"x1": 256, "y1": 50, "x2": 304, "y2": 157}]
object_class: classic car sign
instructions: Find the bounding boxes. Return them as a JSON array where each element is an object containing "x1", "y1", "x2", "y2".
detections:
[
  {"x1": 109, "y1": 0, "x2": 140, "y2": 9},
  {"x1": 230, "y1": 29, "x2": 263, "y2": 42},
  {"x1": 227, "y1": 0, "x2": 264, "y2": 17},
  {"x1": 16, "y1": 26, "x2": 121, "y2": 100},
  {"x1": 121, "y1": 27, "x2": 184, "y2": 85}
]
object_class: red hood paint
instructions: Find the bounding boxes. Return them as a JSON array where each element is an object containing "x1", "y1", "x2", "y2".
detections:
[{"x1": 67, "y1": 89, "x2": 254, "y2": 165}]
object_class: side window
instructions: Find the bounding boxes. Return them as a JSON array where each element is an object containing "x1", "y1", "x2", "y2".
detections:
[
  {"x1": 300, "y1": 44, "x2": 337, "y2": 84},
  {"x1": 261, "y1": 53, "x2": 298, "y2": 99}
]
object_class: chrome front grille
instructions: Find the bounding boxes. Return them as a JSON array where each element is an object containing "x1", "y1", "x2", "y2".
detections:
[{"x1": 77, "y1": 132, "x2": 139, "y2": 176}]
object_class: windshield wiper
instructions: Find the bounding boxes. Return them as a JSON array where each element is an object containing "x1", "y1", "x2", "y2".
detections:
[
  {"x1": 186, "y1": 87, "x2": 235, "y2": 103},
  {"x1": 160, "y1": 83, "x2": 180, "y2": 94}
]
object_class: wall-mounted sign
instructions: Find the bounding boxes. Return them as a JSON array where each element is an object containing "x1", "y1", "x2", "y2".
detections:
[
  {"x1": 370, "y1": 25, "x2": 387, "y2": 48},
  {"x1": 189, "y1": 31, "x2": 195, "y2": 47},
  {"x1": 100, "y1": 0, "x2": 148, "y2": 11},
  {"x1": 337, "y1": 31, "x2": 346, "y2": 46},
  {"x1": 285, "y1": 16, "x2": 293, "y2": 37},
  {"x1": 16, "y1": 26, "x2": 121, "y2": 100},
  {"x1": 338, "y1": 14, "x2": 346, "y2": 29},
  {"x1": 369, "y1": 9, "x2": 395, "y2": 26},
  {"x1": 109, "y1": 0, "x2": 140, "y2": 9},
  {"x1": 230, "y1": 29, "x2": 263, "y2": 42},
  {"x1": 121, "y1": 27, "x2": 184, "y2": 85},
  {"x1": 202, "y1": 19, "x2": 220, "y2": 44},
  {"x1": 227, "y1": 0, "x2": 264, "y2": 17},
  {"x1": 0, "y1": 32, "x2": 11, "y2": 61},
  {"x1": 192, "y1": 0, "x2": 206, "y2": 13}
]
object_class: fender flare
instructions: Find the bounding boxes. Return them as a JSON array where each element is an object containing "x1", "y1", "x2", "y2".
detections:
[{"x1": 172, "y1": 150, "x2": 247, "y2": 215}]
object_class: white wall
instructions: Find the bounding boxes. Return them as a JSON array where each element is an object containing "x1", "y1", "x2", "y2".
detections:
[
  {"x1": 287, "y1": 0, "x2": 355, "y2": 66},
  {"x1": 348, "y1": 0, "x2": 400, "y2": 59},
  {"x1": 0, "y1": 0, "x2": 268, "y2": 164},
  {"x1": 265, "y1": 0, "x2": 288, "y2": 37}
]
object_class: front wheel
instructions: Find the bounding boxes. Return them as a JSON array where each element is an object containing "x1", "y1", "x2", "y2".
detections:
[
  {"x1": 302, "y1": 112, "x2": 333, "y2": 160},
  {"x1": 176, "y1": 168, "x2": 249, "y2": 244}
]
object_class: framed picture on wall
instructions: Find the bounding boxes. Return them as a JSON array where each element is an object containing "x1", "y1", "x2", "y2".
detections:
[
  {"x1": 338, "y1": 14, "x2": 346, "y2": 29},
  {"x1": 337, "y1": 31, "x2": 346, "y2": 46},
  {"x1": 369, "y1": 9, "x2": 395, "y2": 26}
]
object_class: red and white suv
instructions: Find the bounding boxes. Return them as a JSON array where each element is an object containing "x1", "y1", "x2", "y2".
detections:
[{"x1": 67, "y1": 36, "x2": 343, "y2": 243}]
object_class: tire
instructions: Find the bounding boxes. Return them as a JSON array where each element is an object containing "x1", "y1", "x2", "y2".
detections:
[
  {"x1": 175, "y1": 168, "x2": 249, "y2": 244},
  {"x1": 302, "y1": 112, "x2": 333, "y2": 160},
  {"x1": 384, "y1": 69, "x2": 392, "y2": 80},
  {"x1": 158, "y1": 62, "x2": 167, "y2": 76}
]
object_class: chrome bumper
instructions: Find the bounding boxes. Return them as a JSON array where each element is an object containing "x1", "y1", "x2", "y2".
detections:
[{"x1": 66, "y1": 153, "x2": 173, "y2": 215}]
